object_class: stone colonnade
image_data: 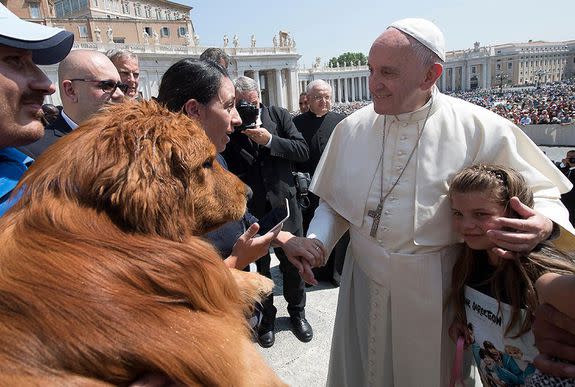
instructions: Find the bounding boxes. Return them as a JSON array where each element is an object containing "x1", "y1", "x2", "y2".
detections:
[
  {"x1": 40, "y1": 42, "x2": 301, "y2": 111},
  {"x1": 298, "y1": 65, "x2": 371, "y2": 103}
]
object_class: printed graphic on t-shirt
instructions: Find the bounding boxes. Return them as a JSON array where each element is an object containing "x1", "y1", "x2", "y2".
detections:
[{"x1": 464, "y1": 286, "x2": 538, "y2": 386}]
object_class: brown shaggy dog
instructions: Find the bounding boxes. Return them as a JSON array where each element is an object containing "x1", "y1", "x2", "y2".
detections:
[{"x1": 0, "y1": 101, "x2": 285, "y2": 386}]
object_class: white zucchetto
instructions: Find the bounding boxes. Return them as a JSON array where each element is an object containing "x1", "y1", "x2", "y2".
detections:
[{"x1": 388, "y1": 18, "x2": 446, "y2": 61}]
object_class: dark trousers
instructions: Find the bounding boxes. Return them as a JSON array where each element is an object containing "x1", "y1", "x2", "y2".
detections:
[{"x1": 256, "y1": 246, "x2": 306, "y2": 326}]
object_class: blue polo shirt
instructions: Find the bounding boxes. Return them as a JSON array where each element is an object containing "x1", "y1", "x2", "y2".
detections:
[{"x1": 0, "y1": 147, "x2": 33, "y2": 216}]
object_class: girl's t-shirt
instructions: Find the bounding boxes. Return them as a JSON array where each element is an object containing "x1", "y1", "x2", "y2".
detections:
[{"x1": 464, "y1": 254, "x2": 537, "y2": 386}]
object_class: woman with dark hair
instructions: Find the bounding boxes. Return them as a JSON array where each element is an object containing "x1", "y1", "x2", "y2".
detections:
[
  {"x1": 156, "y1": 59, "x2": 323, "y2": 281},
  {"x1": 157, "y1": 58, "x2": 273, "y2": 270}
]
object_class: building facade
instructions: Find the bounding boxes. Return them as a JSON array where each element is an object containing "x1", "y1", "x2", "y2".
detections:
[
  {"x1": 5, "y1": 0, "x2": 301, "y2": 111},
  {"x1": 439, "y1": 40, "x2": 575, "y2": 93},
  {"x1": 299, "y1": 40, "x2": 575, "y2": 99},
  {"x1": 4, "y1": 0, "x2": 575, "y2": 105}
]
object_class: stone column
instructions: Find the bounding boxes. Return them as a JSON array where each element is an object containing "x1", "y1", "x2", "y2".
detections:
[
  {"x1": 253, "y1": 70, "x2": 261, "y2": 95},
  {"x1": 441, "y1": 70, "x2": 446, "y2": 91},
  {"x1": 337, "y1": 78, "x2": 343, "y2": 102},
  {"x1": 451, "y1": 68, "x2": 456, "y2": 91},
  {"x1": 351, "y1": 77, "x2": 356, "y2": 101},
  {"x1": 275, "y1": 69, "x2": 285, "y2": 108},
  {"x1": 358, "y1": 77, "x2": 363, "y2": 100},
  {"x1": 288, "y1": 68, "x2": 298, "y2": 111},
  {"x1": 366, "y1": 77, "x2": 370, "y2": 100},
  {"x1": 485, "y1": 60, "x2": 491, "y2": 89}
]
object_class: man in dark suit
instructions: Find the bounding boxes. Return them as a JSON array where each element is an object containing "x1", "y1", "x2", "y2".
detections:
[
  {"x1": 559, "y1": 149, "x2": 575, "y2": 225},
  {"x1": 293, "y1": 80, "x2": 348, "y2": 287},
  {"x1": 20, "y1": 50, "x2": 126, "y2": 158},
  {"x1": 222, "y1": 76, "x2": 311, "y2": 348}
]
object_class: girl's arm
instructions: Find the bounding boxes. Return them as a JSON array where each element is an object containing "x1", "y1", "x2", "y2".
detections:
[{"x1": 536, "y1": 273, "x2": 575, "y2": 320}]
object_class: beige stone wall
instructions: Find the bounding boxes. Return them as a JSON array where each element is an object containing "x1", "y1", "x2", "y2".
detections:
[{"x1": 49, "y1": 18, "x2": 192, "y2": 45}]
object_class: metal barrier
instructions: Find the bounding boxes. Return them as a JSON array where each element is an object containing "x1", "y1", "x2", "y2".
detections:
[{"x1": 519, "y1": 124, "x2": 575, "y2": 146}]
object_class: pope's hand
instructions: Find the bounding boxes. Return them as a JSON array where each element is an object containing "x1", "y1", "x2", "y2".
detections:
[{"x1": 486, "y1": 196, "x2": 553, "y2": 259}]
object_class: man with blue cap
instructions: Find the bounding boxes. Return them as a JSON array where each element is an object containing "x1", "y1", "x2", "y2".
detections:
[
  {"x1": 0, "y1": 3, "x2": 73, "y2": 215},
  {"x1": 290, "y1": 18, "x2": 573, "y2": 386}
]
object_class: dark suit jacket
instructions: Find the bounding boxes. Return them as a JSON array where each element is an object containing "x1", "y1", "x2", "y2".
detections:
[
  {"x1": 19, "y1": 107, "x2": 74, "y2": 159},
  {"x1": 222, "y1": 104, "x2": 309, "y2": 235},
  {"x1": 560, "y1": 167, "x2": 575, "y2": 225}
]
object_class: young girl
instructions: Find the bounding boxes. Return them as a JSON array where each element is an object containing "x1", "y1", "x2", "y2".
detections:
[{"x1": 447, "y1": 164, "x2": 575, "y2": 386}]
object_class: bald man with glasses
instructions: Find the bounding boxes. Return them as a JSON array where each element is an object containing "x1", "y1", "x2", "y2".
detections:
[{"x1": 21, "y1": 49, "x2": 126, "y2": 158}]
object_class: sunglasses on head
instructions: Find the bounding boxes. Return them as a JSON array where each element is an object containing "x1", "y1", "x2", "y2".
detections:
[{"x1": 69, "y1": 79, "x2": 129, "y2": 94}]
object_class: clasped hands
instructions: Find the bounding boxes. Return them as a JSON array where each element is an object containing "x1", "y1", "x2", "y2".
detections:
[{"x1": 278, "y1": 233, "x2": 326, "y2": 286}]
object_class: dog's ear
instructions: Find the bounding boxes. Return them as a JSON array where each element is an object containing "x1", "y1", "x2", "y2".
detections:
[{"x1": 89, "y1": 102, "x2": 212, "y2": 240}]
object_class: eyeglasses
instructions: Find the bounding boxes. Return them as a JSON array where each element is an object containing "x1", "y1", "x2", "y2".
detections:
[
  {"x1": 311, "y1": 95, "x2": 331, "y2": 102},
  {"x1": 69, "y1": 79, "x2": 129, "y2": 94}
]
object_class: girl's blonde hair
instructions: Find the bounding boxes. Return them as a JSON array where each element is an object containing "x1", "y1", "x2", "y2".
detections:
[{"x1": 448, "y1": 164, "x2": 575, "y2": 337}]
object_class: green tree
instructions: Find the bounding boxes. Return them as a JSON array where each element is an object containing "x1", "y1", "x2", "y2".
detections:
[{"x1": 328, "y1": 52, "x2": 367, "y2": 68}]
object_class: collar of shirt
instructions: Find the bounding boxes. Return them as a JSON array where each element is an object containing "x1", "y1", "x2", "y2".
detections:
[{"x1": 61, "y1": 110, "x2": 79, "y2": 130}]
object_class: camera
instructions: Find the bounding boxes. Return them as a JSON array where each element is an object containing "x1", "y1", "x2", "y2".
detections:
[
  {"x1": 293, "y1": 171, "x2": 311, "y2": 196},
  {"x1": 235, "y1": 100, "x2": 259, "y2": 131}
]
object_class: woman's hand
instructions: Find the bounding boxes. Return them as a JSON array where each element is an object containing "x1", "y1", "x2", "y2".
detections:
[
  {"x1": 226, "y1": 223, "x2": 279, "y2": 270},
  {"x1": 448, "y1": 320, "x2": 473, "y2": 348}
]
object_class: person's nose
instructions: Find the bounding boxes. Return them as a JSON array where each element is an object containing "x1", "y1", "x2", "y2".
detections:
[
  {"x1": 461, "y1": 217, "x2": 478, "y2": 231},
  {"x1": 111, "y1": 86, "x2": 125, "y2": 102},
  {"x1": 29, "y1": 64, "x2": 56, "y2": 96},
  {"x1": 230, "y1": 106, "x2": 242, "y2": 129}
]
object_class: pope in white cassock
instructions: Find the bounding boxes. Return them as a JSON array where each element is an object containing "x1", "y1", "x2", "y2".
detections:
[{"x1": 302, "y1": 18, "x2": 574, "y2": 387}]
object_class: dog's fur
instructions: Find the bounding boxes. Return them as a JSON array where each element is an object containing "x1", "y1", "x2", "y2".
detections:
[{"x1": 0, "y1": 101, "x2": 284, "y2": 386}]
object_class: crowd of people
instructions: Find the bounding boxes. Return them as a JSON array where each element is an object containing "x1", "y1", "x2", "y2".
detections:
[
  {"x1": 448, "y1": 81, "x2": 575, "y2": 126},
  {"x1": 3, "y1": 5, "x2": 575, "y2": 386},
  {"x1": 296, "y1": 81, "x2": 575, "y2": 127}
]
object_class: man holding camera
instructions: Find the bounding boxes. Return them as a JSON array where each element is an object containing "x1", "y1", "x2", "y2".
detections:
[
  {"x1": 221, "y1": 76, "x2": 311, "y2": 348},
  {"x1": 560, "y1": 149, "x2": 575, "y2": 225}
]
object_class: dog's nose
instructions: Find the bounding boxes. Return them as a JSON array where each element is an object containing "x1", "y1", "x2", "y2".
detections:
[{"x1": 245, "y1": 184, "x2": 253, "y2": 201}]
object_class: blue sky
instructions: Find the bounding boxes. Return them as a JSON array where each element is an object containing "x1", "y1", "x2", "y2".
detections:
[{"x1": 177, "y1": 0, "x2": 575, "y2": 68}]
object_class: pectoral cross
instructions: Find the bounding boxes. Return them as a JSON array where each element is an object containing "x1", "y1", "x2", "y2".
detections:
[{"x1": 368, "y1": 201, "x2": 384, "y2": 238}]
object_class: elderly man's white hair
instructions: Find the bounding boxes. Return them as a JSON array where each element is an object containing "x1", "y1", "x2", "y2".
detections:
[
  {"x1": 306, "y1": 79, "x2": 332, "y2": 95},
  {"x1": 234, "y1": 75, "x2": 259, "y2": 97}
]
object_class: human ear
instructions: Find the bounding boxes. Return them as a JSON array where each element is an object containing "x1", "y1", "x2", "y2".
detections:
[
  {"x1": 183, "y1": 98, "x2": 201, "y2": 118},
  {"x1": 62, "y1": 80, "x2": 78, "y2": 103},
  {"x1": 422, "y1": 63, "x2": 443, "y2": 89}
]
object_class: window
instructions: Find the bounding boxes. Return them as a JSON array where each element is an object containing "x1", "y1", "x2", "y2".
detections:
[
  {"x1": 178, "y1": 26, "x2": 187, "y2": 37},
  {"x1": 144, "y1": 26, "x2": 152, "y2": 36},
  {"x1": 160, "y1": 27, "x2": 169, "y2": 37},
  {"x1": 29, "y1": 2, "x2": 41, "y2": 18},
  {"x1": 507, "y1": 62, "x2": 512, "y2": 70},
  {"x1": 78, "y1": 24, "x2": 88, "y2": 37}
]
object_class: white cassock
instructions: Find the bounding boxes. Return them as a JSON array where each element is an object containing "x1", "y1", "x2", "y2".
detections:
[{"x1": 308, "y1": 86, "x2": 573, "y2": 387}]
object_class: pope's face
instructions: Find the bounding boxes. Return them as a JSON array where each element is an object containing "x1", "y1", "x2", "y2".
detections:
[{"x1": 368, "y1": 29, "x2": 431, "y2": 115}]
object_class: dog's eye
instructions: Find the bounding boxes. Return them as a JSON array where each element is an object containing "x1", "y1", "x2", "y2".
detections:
[{"x1": 202, "y1": 159, "x2": 213, "y2": 169}]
